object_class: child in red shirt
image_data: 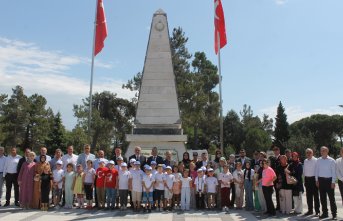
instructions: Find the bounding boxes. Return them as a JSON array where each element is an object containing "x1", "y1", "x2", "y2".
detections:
[
  {"x1": 105, "y1": 161, "x2": 118, "y2": 210},
  {"x1": 96, "y1": 160, "x2": 109, "y2": 209}
]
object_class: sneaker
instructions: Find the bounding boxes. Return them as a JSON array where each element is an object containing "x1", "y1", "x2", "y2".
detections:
[
  {"x1": 222, "y1": 207, "x2": 226, "y2": 212},
  {"x1": 319, "y1": 214, "x2": 329, "y2": 219}
]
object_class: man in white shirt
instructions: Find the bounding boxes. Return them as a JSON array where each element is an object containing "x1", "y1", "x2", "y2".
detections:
[
  {"x1": 0, "y1": 147, "x2": 6, "y2": 206},
  {"x1": 35, "y1": 146, "x2": 52, "y2": 162},
  {"x1": 3, "y1": 147, "x2": 22, "y2": 207},
  {"x1": 336, "y1": 147, "x2": 343, "y2": 206},
  {"x1": 315, "y1": 146, "x2": 337, "y2": 220},
  {"x1": 303, "y1": 148, "x2": 320, "y2": 216},
  {"x1": 61, "y1": 145, "x2": 78, "y2": 171}
]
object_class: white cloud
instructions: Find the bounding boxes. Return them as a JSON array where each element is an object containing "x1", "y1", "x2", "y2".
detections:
[
  {"x1": 0, "y1": 37, "x2": 135, "y2": 129},
  {"x1": 275, "y1": 0, "x2": 288, "y2": 5},
  {"x1": 259, "y1": 105, "x2": 342, "y2": 124}
]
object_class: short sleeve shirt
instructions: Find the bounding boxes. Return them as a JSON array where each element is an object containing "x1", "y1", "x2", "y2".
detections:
[
  {"x1": 205, "y1": 176, "x2": 218, "y2": 193},
  {"x1": 84, "y1": 168, "x2": 96, "y2": 184},
  {"x1": 131, "y1": 169, "x2": 144, "y2": 192},
  {"x1": 142, "y1": 173, "x2": 155, "y2": 192},
  {"x1": 218, "y1": 171, "x2": 233, "y2": 188},
  {"x1": 118, "y1": 170, "x2": 131, "y2": 190},
  {"x1": 154, "y1": 172, "x2": 166, "y2": 190},
  {"x1": 165, "y1": 173, "x2": 175, "y2": 189},
  {"x1": 180, "y1": 177, "x2": 192, "y2": 188},
  {"x1": 53, "y1": 169, "x2": 64, "y2": 189}
]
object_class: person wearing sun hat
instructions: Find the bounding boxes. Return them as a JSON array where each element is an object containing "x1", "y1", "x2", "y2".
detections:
[
  {"x1": 142, "y1": 165, "x2": 155, "y2": 213},
  {"x1": 205, "y1": 168, "x2": 218, "y2": 209},
  {"x1": 118, "y1": 162, "x2": 131, "y2": 210},
  {"x1": 105, "y1": 160, "x2": 118, "y2": 210},
  {"x1": 130, "y1": 160, "x2": 143, "y2": 212}
]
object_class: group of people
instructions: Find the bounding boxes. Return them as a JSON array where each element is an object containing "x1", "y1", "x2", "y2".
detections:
[{"x1": 0, "y1": 145, "x2": 342, "y2": 220}]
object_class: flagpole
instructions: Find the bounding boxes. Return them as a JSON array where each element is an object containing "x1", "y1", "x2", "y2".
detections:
[
  {"x1": 88, "y1": 0, "x2": 98, "y2": 139},
  {"x1": 217, "y1": 31, "x2": 224, "y2": 155}
]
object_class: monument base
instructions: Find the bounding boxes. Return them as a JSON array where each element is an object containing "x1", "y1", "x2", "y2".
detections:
[{"x1": 125, "y1": 134, "x2": 187, "y2": 162}]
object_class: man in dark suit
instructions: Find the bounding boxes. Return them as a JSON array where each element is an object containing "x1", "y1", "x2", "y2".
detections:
[
  {"x1": 269, "y1": 146, "x2": 281, "y2": 211},
  {"x1": 128, "y1": 146, "x2": 146, "y2": 170},
  {"x1": 147, "y1": 147, "x2": 164, "y2": 165},
  {"x1": 111, "y1": 147, "x2": 127, "y2": 165},
  {"x1": 235, "y1": 149, "x2": 251, "y2": 169},
  {"x1": 196, "y1": 152, "x2": 209, "y2": 170}
]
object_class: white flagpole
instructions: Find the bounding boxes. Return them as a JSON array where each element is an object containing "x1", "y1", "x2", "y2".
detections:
[
  {"x1": 88, "y1": 0, "x2": 98, "y2": 138},
  {"x1": 217, "y1": 31, "x2": 224, "y2": 154}
]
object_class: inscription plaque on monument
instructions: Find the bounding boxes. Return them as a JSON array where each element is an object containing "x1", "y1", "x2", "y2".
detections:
[{"x1": 125, "y1": 9, "x2": 187, "y2": 161}]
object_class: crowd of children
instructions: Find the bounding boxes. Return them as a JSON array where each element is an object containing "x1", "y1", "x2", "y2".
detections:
[{"x1": 33, "y1": 157, "x2": 242, "y2": 213}]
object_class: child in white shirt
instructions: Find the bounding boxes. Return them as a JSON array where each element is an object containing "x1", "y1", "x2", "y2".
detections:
[
  {"x1": 194, "y1": 169, "x2": 206, "y2": 209},
  {"x1": 52, "y1": 161, "x2": 64, "y2": 208},
  {"x1": 154, "y1": 164, "x2": 165, "y2": 211},
  {"x1": 129, "y1": 161, "x2": 143, "y2": 212},
  {"x1": 164, "y1": 166, "x2": 175, "y2": 211},
  {"x1": 205, "y1": 168, "x2": 218, "y2": 209},
  {"x1": 233, "y1": 162, "x2": 244, "y2": 209},
  {"x1": 180, "y1": 169, "x2": 192, "y2": 211},
  {"x1": 218, "y1": 164, "x2": 233, "y2": 212},
  {"x1": 118, "y1": 163, "x2": 131, "y2": 210},
  {"x1": 142, "y1": 166, "x2": 155, "y2": 213}
]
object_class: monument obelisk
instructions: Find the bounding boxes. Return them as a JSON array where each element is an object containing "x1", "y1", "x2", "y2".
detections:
[{"x1": 125, "y1": 9, "x2": 187, "y2": 161}]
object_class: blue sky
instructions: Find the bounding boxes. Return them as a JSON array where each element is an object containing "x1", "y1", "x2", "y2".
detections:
[{"x1": 0, "y1": 0, "x2": 343, "y2": 129}]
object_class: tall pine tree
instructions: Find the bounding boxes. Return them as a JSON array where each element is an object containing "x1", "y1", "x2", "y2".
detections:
[{"x1": 274, "y1": 101, "x2": 290, "y2": 153}]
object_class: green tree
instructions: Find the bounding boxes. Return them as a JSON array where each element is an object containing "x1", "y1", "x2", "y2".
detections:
[
  {"x1": 22, "y1": 94, "x2": 54, "y2": 150},
  {"x1": 223, "y1": 110, "x2": 244, "y2": 153},
  {"x1": 65, "y1": 126, "x2": 89, "y2": 154},
  {"x1": 1, "y1": 86, "x2": 29, "y2": 148},
  {"x1": 274, "y1": 101, "x2": 290, "y2": 153},
  {"x1": 46, "y1": 112, "x2": 66, "y2": 154},
  {"x1": 73, "y1": 91, "x2": 135, "y2": 151}
]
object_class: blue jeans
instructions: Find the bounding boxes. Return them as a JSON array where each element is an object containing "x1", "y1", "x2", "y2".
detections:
[
  {"x1": 106, "y1": 188, "x2": 117, "y2": 208},
  {"x1": 244, "y1": 179, "x2": 254, "y2": 210}
]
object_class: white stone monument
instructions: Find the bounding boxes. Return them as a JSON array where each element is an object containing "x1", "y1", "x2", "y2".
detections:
[{"x1": 125, "y1": 9, "x2": 187, "y2": 161}]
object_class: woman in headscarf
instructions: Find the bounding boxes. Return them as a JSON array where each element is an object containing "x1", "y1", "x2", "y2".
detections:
[
  {"x1": 18, "y1": 151, "x2": 36, "y2": 209},
  {"x1": 32, "y1": 155, "x2": 51, "y2": 209},
  {"x1": 288, "y1": 152, "x2": 304, "y2": 214},
  {"x1": 181, "y1": 152, "x2": 191, "y2": 169}
]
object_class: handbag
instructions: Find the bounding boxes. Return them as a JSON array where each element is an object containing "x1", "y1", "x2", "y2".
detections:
[{"x1": 285, "y1": 165, "x2": 298, "y2": 185}]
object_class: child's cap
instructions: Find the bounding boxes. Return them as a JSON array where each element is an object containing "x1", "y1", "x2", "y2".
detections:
[
  {"x1": 121, "y1": 162, "x2": 127, "y2": 167},
  {"x1": 108, "y1": 160, "x2": 115, "y2": 165},
  {"x1": 99, "y1": 159, "x2": 106, "y2": 164},
  {"x1": 208, "y1": 168, "x2": 214, "y2": 172},
  {"x1": 197, "y1": 168, "x2": 203, "y2": 173},
  {"x1": 76, "y1": 164, "x2": 82, "y2": 167},
  {"x1": 165, "y1": 166, "x2": 172, "y2": 170},
  {"x1": 201, "y1": 166, "x2": 207, "y2": 172},
  {"x1": 150, "y1": 161, "x2": 157, "y2": 165},
  {"x1": 130, "y1": 158, "x2": 136, "y2": 164},
  {"x1": 157, "y1": 164, "x2": 163, "y2": 168},
  {"x1": 145, "y1": 166, "x2": 152, "y2": 170},
  {"x1": 56, "y1": 160, "x2": 63, "y2": 165},
  {"x1": 134, "y1": 161, "x2": 141, "y2": 165},
  {"x1": 116, "y1": 156, "x2": 123, "y2": 161}
]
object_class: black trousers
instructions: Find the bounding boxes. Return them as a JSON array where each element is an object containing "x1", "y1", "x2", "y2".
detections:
[
  {"x1": 5, "y1": 173, "x2": 19, "y2": 203},
  {"x1": 304, "y1": 176, "x2": 320, "y2": 213},
  {"x1": 274, "y1": 184, "x2": 280, "y2": 210},
  {"x1": 339, "y1": 180, "x2": 343, "y2": 203},
  {"x1": 229, "y1": 182, "x2": 235, "y2": 207},
  {"x1": 195, "y1": 192, "x2": 205, "y2": 209},
  {"x1": 318, "y1": 177, "x2": 337, "y2": 216},
  {"x1": 262, "y1": 186, "x2": 276, "y2": 215}
]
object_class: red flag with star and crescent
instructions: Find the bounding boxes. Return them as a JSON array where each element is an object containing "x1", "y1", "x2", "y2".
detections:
[
  {"x1": 94, "y1": 0, "x2": 107, "y2": 56},
  {"x1": 214, "y1": 0, "x2": 227, "y2": 54}
]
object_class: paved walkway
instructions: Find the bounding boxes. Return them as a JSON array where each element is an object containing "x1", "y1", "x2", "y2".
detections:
[{"x1": 0, "y1": 189, "x2": 342, "y2": 221}]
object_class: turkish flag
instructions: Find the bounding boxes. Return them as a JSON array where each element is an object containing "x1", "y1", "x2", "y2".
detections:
[
  {"x1": 94, "y1": 0, "x2": 107, "y2": 56},
  {"x1": 214, "y1": 0, "x2": 227, "y2": 54}
]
